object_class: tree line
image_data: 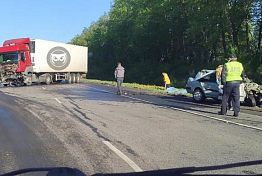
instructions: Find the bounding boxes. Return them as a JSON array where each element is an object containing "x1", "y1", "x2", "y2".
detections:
[{"x1": 71, "y1": 0, "x2": 262, "y2": 86}]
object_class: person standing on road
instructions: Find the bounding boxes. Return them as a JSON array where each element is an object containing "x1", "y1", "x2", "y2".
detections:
[
  {"x1": 114, "y1": 62, "x2": 125, "y2": 95},
  {"x1": 219, "y1": 55, "x2": 244, "y2": 117},
  {"x1": 217, "y1": 64, "x2": 233, "y2": 110},
  {"x1": 215, "y1": 65, "x2": 223, "y2": 85},
  {"x1": 162, "y1": 72, "x2": 171, "y2": 89}
]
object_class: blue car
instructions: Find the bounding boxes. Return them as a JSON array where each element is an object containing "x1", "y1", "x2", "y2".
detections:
[{"x1": 186, "y1": 70, "x2": 221, "y2": 102}]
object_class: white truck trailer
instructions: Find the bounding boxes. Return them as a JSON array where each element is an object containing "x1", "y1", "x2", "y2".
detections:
[{"x1": 0, "y1": 38, "x2": 88, "y2": 86}]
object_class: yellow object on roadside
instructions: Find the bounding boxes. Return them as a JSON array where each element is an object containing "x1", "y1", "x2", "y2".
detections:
[
  {"x1": 216, "y1": 65, "x2": 223, "y2": 79},
  {"x1": 162, "y1": 73, "x2": 171, "y2": 85}
]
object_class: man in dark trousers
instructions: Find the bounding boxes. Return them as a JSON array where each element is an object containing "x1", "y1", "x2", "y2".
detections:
[
  {"x1": 114, "y1": 62, "x2": 125, "y2": 95},
  {"x1": 219, "y1": 55, "x2": 244, "y2": 117}
]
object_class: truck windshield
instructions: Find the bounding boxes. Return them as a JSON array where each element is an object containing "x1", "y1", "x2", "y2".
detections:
[{"x1": 0, "y1": 52, "x2": 19, "y2": 64}]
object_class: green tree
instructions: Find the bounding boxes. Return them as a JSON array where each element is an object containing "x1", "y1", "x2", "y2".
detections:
[{"x1": 71, "y1": 0, "x2": 262, "y2": 85}]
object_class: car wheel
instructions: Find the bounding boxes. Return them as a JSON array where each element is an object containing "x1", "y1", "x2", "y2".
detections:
[{"x1": 193, "y1": 88, "x2": 205, "y2": 102}]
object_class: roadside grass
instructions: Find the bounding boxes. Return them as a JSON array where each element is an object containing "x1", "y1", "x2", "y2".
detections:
[{"x1": 82, "y1": 79, "x2": 189, "y2": 96}]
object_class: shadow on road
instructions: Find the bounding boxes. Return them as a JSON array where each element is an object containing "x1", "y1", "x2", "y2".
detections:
[
  {"x1": 159, "y1": 95, "x2": 220, "y2": 107},
  {"x1": 1, "y1": 160, "x2": 261, "y2": 176},
  {"x1": 55, "y1": 86, "x2": 221, "y2": 117},
  {"x1": 95, "y1": 160, "x2": 262, "y2": 175},
  {"x1": 159, "y1": 102, "x2": 220, "y2": 116},
  {"x1": 0, "y1": 167, "x2": 85, "y2": 176},
  {"x1": 56, "y1": 87, "x2": 134, "y2": 102}
]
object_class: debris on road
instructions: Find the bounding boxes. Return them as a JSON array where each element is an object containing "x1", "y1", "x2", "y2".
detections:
[{"x1": 166, "y1": 87, "x2": 188, "y2": 96}]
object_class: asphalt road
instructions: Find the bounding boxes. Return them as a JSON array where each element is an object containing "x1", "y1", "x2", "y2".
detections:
[{"x1": 0, "y1": 83, "x2": 261, "y2": 175}]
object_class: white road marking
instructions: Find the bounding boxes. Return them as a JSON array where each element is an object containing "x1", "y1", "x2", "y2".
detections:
[
  {"x1": 103, "y1": 141, "x2": 143, "y2": 172},
  {"x1": 42, "y1": 87, "x2": 46, "y2": 90},
  {"x1": 27, "y1": 109, "x2": 43, "y2": 122},
  {"x1": 169, "y1": 98, "x2": 216, "y2": 108},
  {"x1": 54, "y1": 98, "x2": 62, "y2": 104},
  {"x1": 122, "y1": 94, "x2": 262, "y2": 131},
  {"x1": 170, "y1": 98, "x2": 261, "y2": 112},
  {"x1": 86, "y1": 85, "x2": 262, "y2": 132}
]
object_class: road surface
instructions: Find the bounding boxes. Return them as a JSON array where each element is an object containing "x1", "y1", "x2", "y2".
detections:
[{"x1": 0, "y1": 83, "x2": 261, "y2": 175}]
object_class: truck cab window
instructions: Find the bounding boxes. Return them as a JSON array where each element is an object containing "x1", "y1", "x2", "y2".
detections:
[
  {"x1": 0, "y1": 53, "x2": 18, "y2": 64},
  {"x1": 29, "y1": 41, "x2": 35, "y2": 53}
]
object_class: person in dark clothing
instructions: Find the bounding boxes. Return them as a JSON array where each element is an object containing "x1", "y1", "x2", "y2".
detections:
[
  {"x1": 219, "y1": 55, "x2": 245, "y2": 117},
  {"x1": 114, "y1": 62, "x2": 125, "y2": 95},
  {"x1": 227, "y1": 96, "x2": 233, "y2": 110},
  {"x1": 217, "y1": 64, "x2": 233, "y2": 110}
]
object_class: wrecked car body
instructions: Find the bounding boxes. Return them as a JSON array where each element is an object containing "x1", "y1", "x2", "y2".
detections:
[{"x1": 186, "y1": 70, "x2": 246, "y2": 104}]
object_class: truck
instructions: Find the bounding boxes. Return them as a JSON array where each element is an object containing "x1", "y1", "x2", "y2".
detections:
[{"x1": 0, "y1": 38, "x2": 88, "y2": 86}]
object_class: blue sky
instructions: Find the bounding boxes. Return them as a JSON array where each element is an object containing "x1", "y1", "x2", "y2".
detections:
[{"x1": 0, "y1": 0, "x2": 111, "y2": 43}]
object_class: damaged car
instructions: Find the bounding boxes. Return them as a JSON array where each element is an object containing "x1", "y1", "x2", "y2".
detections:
[{"x1": 186, "y1": 70, "x2": 246, "y2": 104}]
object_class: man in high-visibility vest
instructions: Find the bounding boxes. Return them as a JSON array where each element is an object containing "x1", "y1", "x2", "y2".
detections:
[{"x1": 219, "y1": 55, "x2": 245, "y2": 117}]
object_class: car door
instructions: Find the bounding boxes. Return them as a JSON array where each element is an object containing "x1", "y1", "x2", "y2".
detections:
[{"x1": 199, "y1": 72, "x2": 220, "y2": 99}]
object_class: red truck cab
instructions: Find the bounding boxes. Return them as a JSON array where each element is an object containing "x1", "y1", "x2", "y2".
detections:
[{"x1": 0, "y1": 38, "x2": 32, "y2": 73}]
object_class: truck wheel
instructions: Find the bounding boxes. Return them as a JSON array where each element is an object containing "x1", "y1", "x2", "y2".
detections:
[
  {"x1": 71, "y1": 73, "x2": 76, "y2": 84},
  {"x1": 76, "y1": 73, "x2": 81, "y2": 83},
  {"x1": 66, "y1": 74, "x2": 72, "y2": 84},
  {"x1": 14, "y1": 80, "x2": 23, "y2": 87},
  {"x1": 45, "y1": 75, "x2": 52, "y2": 85},
  {"x1": 245, "y1": 94, "x2": 256, "y2": 107},
  {"x1": 193, "y1": 88, "x2": 205, "y2": 102},
  {"x1": 25, "y1": 75, "x2": 32, "y2": 86}
]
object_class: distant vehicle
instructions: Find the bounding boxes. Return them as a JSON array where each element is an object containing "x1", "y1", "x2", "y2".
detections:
[
  {"x1": 0, "y1": 38, "x2": 88, "y2": 86},
  {"x1": 186, "y1": 70, "x2": 246, "y2": 104}
]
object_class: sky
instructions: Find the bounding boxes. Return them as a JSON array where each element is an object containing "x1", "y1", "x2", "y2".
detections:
[{"x1": 0, "y1": 0, "x2": 112, "y2": 43}]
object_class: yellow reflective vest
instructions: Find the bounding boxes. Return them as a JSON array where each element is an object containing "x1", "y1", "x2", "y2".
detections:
[
  {"x1": 162, "y1": 73, "x2": 171, "y2": 84},
  {"x1": 225, "y1": 61, "x2": 243, "y2": 82}
]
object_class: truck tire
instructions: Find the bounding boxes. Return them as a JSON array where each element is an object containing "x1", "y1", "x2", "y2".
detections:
[
  {"x1": 193, "y1": 88, "x2": 205, "y2": 102},
  {"x1": 45, "y1": 75, "x2": 52, "y2": 85},
  {"x1": 66, "y1": 74, "x2": 72, "y2": 84},
  {"x1": 25, "y1": 75, "x2": 32, "y2": 86},
  {"x1": 76, "y1": 73, "x2": 81, "y2": 83},
  {"x1": 71, "y1": 73, "x2": 76, "y2": 84},
  {"x1": 245, "y1": 94, "x2": 256, "y2": 107},
  {"x1": 14, "y1": 79, "x2": 23, "y2": 87}
]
